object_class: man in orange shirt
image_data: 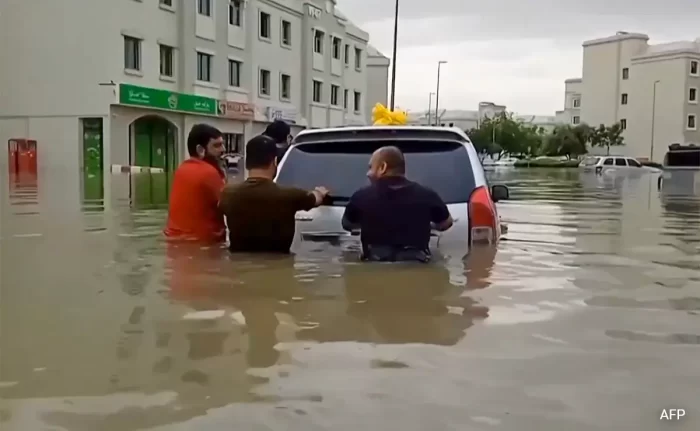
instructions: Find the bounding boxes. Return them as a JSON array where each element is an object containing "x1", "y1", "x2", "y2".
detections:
[{"x1": 164, "y1": 124, "x2": 226, "y2": 242}]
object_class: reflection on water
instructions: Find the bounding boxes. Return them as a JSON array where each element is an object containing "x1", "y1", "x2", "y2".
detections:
[{"x1": 1, "y1": 168, "x2": 699, "y2": 430}]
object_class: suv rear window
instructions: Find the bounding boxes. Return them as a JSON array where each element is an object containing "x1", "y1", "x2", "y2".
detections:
[
  {"x1": 582, "y1": 157, "x2": 599, "y2": 166},
  {"x1": 276, "y1": 139, "x2": 476, "y2": 205}
]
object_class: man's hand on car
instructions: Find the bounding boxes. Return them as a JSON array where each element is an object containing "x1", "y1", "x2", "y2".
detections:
[{"x1": 312, "y1": 186, "x2": 330, "y2": 206}]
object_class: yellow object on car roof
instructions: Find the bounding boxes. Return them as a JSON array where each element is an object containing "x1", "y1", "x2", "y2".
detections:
[{"x1": 372, "y1": 103, "x2": 408, "y2": 125}]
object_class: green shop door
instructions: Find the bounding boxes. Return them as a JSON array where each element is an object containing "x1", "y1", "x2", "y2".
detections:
[
  {"x1": 81, "y1": 118, "x2": 103, "y2": 172},
  {"x1": 134, "y1": 119, "x2": 152, "y2": 167},
  {"x1": 131, "y1": 116, "x2": 177, "y2": 170},
  {"x1": 151, "y1": 122, "x2": 167, "y2": 169}
]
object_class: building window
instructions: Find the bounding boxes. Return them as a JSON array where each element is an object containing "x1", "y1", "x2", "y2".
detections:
[
  {"x1": 330, "y1": 84, "x2": 340, "y2": 105},
  {"x1": 312, "y1": 80, "x2": 322, "y2": 103},
  {"x1": 572, "y1": 98, "x2": 580, "y2": 108},
  {"x1": 691, "y1": 60, "x2": 699, "y2": 76},
  {"x1": 160, "y1": 0, "x2": 173, "y2": 7},
  {"x1": 332, "y1": 37, "x2": 341, "y2": 60},
  {"x1": 281, "y1": 20, "x2": 292, "y2": 46},
  {"x1": 259, "y1": 11, "x2": 271, "y2": 39},
  {"x1": 688, "y1": 114, "x2": 697, "y2": 130},
  {"x1": 353, "y1": 91, "x2": 361, "y2": 113},
  {"x1": 572, "y1": 116, "x2": 580, "y2": 125},
  {"x1": 621, "y1": 93, "x2": 628, "y2": 105},
  {"x1": 197, "y1": 52, "x2": 212, "y2": 82},
  {"x1": 280, "y1": 74, "x2": 291, "y2": 100},
  {"x1": 159, "y1": 45, "x2": 173, "y2": 77},
  {"x1": 124, "y1": 36, "x2": 141, "y2": 71},
  {"x1": 313, "y1": 30, "x2": 325, "y2": 54},
  {"x1": 622, "y1": 67, "x2": 629, "y2": 80},
  {"x1": 690, "y1": 88, "x2": 698, "y2": 103},
  {"x1": 354, "y1": 47, "x2": 362, "y2": 70},
  {"x1": 344, "y1": 44, "x2": 350, "y2": 65},
  {"x1": 229, "y1": 1, "x2": 241, "y2": 26},
  {"x1": 620, "y1": 119, "x2": 627, "y2": 130},
  {"x1": 228, "y1": 59, "x2": 241, "y2": 87},
  {"x1": 259, "y1": 69, "x2": 271, "y2": 96},
  {"x1": 343, "y1": 89, "x2": 348, "y2": 109},
  {"x1": 197, "y1": 0, "x2": 212, "y2": 16}
]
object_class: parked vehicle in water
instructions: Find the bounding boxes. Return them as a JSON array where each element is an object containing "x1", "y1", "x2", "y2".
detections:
[
  {"x1": 492, "y1": 157, "x2": 518, "y2": 168},
  {"x1": 657, "y1": 144, "x2": 700, "y2": 195},
  {"x1": 222, "y1": 153, "x2": 242, "y2": 170},
  {"x1": 579, "y1": 156, "x2": 661, "y2": 174},
  {"x1": 274, "y1": 126, "x2": 510, "y2": 256}
]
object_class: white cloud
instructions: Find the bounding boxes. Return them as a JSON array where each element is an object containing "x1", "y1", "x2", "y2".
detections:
[{"x1": 336, "y1": 0, "x2": 700, "y2": 115}]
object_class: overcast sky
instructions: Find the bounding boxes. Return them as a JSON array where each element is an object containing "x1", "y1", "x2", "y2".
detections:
[{"x1": 336, "y1": 0, "x2": 700, "y2": 115}]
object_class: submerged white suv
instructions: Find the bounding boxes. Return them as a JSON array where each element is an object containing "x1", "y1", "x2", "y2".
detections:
[{"x1": 274, "y1": 126, "x2": 509, "y2": 256}]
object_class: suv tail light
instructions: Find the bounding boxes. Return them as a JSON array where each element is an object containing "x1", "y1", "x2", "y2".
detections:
[{"x1": 469, "y1": 186, "x2": 498, "y2": 245}]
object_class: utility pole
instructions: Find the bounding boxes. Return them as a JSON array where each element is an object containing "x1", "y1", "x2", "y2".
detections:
[
  {"x1": 650, "y1": 80, "x2": 660, "y2": 161},
  {"x1": 434, "y1": 61, "x2": 447, "y2": 125},
  {"x1": 427, "y1": 92, "x2": 434, "y2": 125},
  {"x1": 389, "y1": 0, "x2": 399, "y2": 109}
]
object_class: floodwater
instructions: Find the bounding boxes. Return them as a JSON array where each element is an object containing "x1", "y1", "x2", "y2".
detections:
[{"x1": 1, "y1": 168, "x2": 699, "y2": 430}]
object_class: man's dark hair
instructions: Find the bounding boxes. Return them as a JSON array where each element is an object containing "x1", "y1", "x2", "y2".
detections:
[
  {"x1": 245, "y1": 135, "x2": 278, "y2": 169},
  {"x1": 264, "y1": 120, "x2": 291, "y2": 144},
  {"x1": 187, "y1": 124, "x2": 222, "y2": 157},
  {"x1": 378, "y1": 146, "x2": 406, "y2": 174}
]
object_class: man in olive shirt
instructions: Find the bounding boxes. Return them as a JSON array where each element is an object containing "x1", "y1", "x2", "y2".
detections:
[{"x1": 219, "y1": 135, "x2": 329, "y2": 253}]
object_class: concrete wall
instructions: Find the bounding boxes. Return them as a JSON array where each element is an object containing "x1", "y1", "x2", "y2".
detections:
[
  {"x1": 248, "y1": 0, "x2": 304, "y2": 121},
  {"x1": 563, "y1": 78, "x2": 582, "y2": 126},
  {"x1": 342, "y1": 23, "x2": 369, "y2": 126},
  {"x1": 581, "y1": 34, "x2": 648, "y2": 131},
  {"x1": 627, "y1": 57, "x2": 688, "y2": 161},
  {"x1": 365, "y1": 49, "x2": 390, "y2": 124}
]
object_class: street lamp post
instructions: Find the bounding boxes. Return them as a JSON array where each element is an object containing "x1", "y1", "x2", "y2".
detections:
[
  {"x1": 650, "y1": 80, "x2": 660, "y2": 161},
  {"x1": 389, "y1": 0, "x2": 399, "y2": 110},
  {"x1": 434, "y1": 60, "x2": 447, "y2": 125},
  {"x1": 427, "y1": 92, "x2": 435, "y2": 125}
]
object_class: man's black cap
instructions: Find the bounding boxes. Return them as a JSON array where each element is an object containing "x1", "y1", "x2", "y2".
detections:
[{"x1": 264, "y1": 120, "x2": 291, "y2": 143}]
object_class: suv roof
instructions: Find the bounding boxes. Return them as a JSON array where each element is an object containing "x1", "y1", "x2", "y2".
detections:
[{"x1": 294, "y1": 126, "x2": 470, "y2": 144}]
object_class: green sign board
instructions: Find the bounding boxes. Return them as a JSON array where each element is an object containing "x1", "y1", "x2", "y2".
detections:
[{"x1": 119, "y1": 84, "x2": 217, "y2": 115}]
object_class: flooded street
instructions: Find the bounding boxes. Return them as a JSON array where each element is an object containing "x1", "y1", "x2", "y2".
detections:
[{"x1": 1, "y1": 168, "x2": 699, "y2": 430}]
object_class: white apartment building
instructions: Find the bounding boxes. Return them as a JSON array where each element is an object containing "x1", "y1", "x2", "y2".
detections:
[
  {"x1": 0, "y1": 0, "x2": 389, "y2": 174},
  {"x1": 561, "y1": 32, "x2": 700, "y2": 161},
  {"x1": 556, "y1": 78, "x2": 582, "y2": 126},
  {"x1": 407, "y1": 101, "x2": 559, "y2": 133},
  {"x1": 407, "y1": 102, "x2": 507, "y2": 130}
]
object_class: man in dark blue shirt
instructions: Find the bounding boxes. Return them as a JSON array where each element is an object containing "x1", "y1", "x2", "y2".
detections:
[
  {"x1": 341, "y1": 146, "x2": 454, "y2": 262},
  {"x1": 263, "y1": 120, "x2": 292, "y2": 163}
]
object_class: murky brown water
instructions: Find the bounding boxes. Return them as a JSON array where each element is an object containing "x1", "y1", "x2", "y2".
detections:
[{"x1": 1, "y1": 168, "x2": 699, "y2": 430}]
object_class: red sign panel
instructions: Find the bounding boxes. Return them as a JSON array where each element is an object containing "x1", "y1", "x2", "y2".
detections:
[{"x1": 217, "y1": 101, "x2": 255, "y2": 120}]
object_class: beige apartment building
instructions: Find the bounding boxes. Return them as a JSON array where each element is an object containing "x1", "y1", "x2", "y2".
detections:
[
  {"x1": 0, "y1": 0, "x2": 389, "y2": 175},
  {"x1": 562, "y1": 32, "x2": 700, "y2": 161}
]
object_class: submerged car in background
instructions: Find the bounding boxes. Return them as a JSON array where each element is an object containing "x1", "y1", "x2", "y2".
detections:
[
  {"x1": 579, "y1": 155, "x2": 662, "y2": 174},
  {"x1": 223, "y1": 153, "x2": 242, "y2": 171},
  {"x1": 658, "y1": 144, "x2": 700, "y2": 196},
  {"x1": 274, "y1": 126, "x2": 510, "y2": 257}
]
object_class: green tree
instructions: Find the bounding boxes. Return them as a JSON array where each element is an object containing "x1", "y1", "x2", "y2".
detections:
[
  {"x1": 590, "y1": 123, "x2": 625, "y2": 155},
  {"x1": 466, "y1": 112, "x2": 545, "y2": 159},
  {"x1": 544, "y1": 125, "x2": 588, "y2": 159}
]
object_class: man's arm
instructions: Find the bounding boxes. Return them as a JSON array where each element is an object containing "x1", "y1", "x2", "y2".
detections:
[
  {"x1": 427, "y1": 189, "x2": 453, "y2": 231},
  {"x1": 205, "y1": 171, "x2": 226, "y2": 211},
  {"x1": 285, "y1": 186, "x2": 328, "y2": 212},
  {"x1": 341, "y1": 192, "x2": 361, "y2": 232}
]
